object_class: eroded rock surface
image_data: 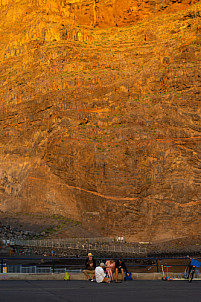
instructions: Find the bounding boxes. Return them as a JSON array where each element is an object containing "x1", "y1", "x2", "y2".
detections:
[{"x1": 0, "y1": 0, "x2": 201, "y2": 241}]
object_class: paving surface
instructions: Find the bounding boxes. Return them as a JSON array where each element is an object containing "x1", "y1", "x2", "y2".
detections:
[{"x1": 0, "y1": 280, "x2": 200, "y2": 302}]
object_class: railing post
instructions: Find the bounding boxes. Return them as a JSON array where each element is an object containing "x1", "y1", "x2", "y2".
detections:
[
  {"x1": 1, "y1": 259, "x2": 3, "y2": 273},
  {"x1": 52, "y1": 259, "x2": 55, "y2": 273},
  {"x1": 156, "y1": 258, "x2": 159, "y2": 273}
]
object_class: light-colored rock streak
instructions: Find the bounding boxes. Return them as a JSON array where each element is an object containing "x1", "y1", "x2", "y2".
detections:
[{"x1": 27, "y1": 176, "x2": 201, "y2": 208}]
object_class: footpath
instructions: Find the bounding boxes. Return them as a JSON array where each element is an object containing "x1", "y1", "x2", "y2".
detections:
[{"x1": 1, "y1": 272, "x2": 201, "y2": 281}]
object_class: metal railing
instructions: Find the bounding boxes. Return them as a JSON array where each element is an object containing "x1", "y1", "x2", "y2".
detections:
[
  {"x1": 6, "y1": 239, "x2": 147, "y2": 255},
  {"x1": 5, "y1": 265, "x2": 81, "y2": 274},
  {"x1": 13, "y1": 238, "x2": 115, "y2": 245}
]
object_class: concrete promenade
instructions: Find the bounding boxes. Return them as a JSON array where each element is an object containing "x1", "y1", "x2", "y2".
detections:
[
  {"x1": 0, "y1": 272, "x2": 163, "y2": 280},
  {"x1": 0, "y1": 280, "x2": 200, "y2": 302},
  {"x1": 0, "y1": 272, "x2": 201, "y2": 281}
]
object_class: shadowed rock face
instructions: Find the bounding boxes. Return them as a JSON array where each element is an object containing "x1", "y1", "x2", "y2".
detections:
[{"x1": 0, "y1": 0, "x2": 201, "y2": 241}]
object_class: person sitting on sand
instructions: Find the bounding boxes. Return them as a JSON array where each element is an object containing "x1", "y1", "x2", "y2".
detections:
[
  {"x1": 83, "y1": 253, "x2": 96, "y2": 281},
  {"x1": 95, "y1": 263, "x2": 110, "y2": 283},
  {"x1": 105, "y1": 258, "x2": 115, "y2": 281}
]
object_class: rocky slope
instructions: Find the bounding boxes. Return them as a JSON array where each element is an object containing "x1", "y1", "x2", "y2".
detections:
[{"x1": 0, "y1": 0, "x2": 201, "y2": 241}]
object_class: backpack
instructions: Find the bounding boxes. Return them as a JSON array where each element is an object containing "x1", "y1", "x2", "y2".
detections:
[
  {"x1": 64, "y1": 272, "x2": 70, "y2": 281},
  {"x1": 125, "y1": 272, "x2": 133, "y2": 280}
]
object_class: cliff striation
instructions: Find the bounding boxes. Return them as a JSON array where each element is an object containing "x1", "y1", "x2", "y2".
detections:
[{"x1": 0, "y1": 0, "x2": 201, "y2": 241}]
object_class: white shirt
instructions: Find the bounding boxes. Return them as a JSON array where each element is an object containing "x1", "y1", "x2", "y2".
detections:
[{"x1": 95, "y1": 266, "x2": 105, "y2": 283}]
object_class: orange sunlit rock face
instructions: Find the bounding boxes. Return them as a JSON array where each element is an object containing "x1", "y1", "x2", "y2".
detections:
[{"x1": 0, "y1": 0, "x2": 201, "y2": 241}]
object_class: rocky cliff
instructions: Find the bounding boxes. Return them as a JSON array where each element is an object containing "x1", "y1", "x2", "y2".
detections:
[{"x1": 0, "y1": 0, "x2": 201, "y2": 241}]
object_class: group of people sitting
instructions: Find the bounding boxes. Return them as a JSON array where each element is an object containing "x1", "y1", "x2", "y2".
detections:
[{"x1": 83, "y1": 253, "x2": 130, "y2": 283}]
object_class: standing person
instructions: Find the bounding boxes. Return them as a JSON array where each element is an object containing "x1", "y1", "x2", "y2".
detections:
[
  {"x1": 105, "y1": 258, "x2": 115, "y2": 281},
  {"x1": 95, "y1": 263, "x2": 110, "y2": 283},
  {"x1": 83, "y1": 253, "x2": 96, "y2": 281},
  {"x1": 115, "y1": 258, "x2": 129, "y2": 282}
]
